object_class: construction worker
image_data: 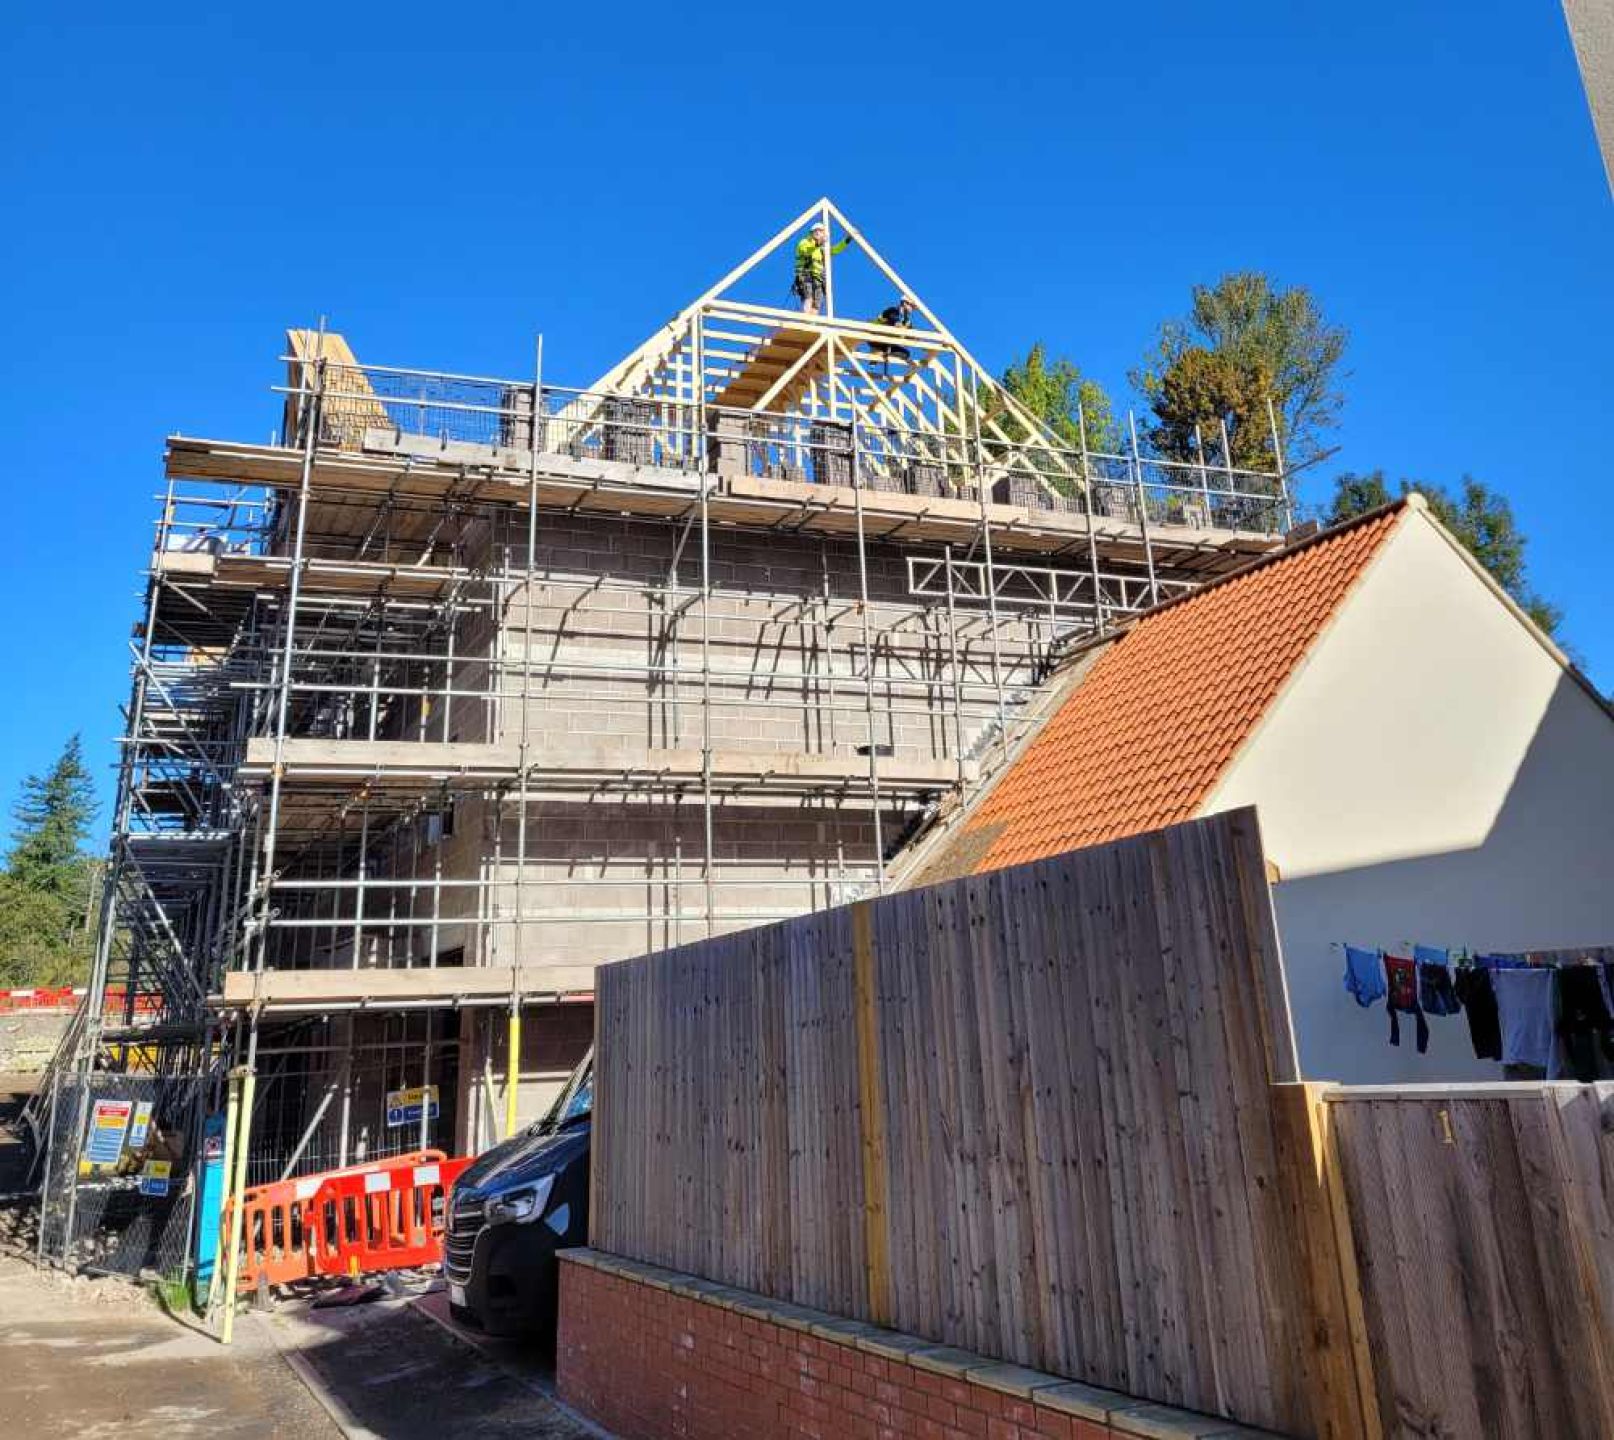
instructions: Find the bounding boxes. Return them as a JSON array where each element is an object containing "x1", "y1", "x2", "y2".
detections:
[
  {"x1": 871, "y1": 295, "x2": 916, "y2": 373},
  {"x1": 792, "y1": 222, "x2": 849, "y2": 315}
]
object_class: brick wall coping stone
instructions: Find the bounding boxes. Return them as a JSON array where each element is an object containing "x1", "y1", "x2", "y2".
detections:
[{"x1": 559, "y1": 1248, "x2": 1290, "y2": 1440}]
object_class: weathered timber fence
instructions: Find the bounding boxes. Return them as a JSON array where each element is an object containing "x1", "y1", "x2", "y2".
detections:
[
  {"x1": 592, "y1": 807, "x2": 1374, "y2": 1437},
  {"x1": 1327, "y1": 1083, "x2": 1614, "y2": 1440}
]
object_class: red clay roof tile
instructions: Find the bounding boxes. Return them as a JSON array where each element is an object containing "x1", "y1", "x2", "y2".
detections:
[{"x1": 946, "y1": 504, "x2": 1406, "y2": 875}]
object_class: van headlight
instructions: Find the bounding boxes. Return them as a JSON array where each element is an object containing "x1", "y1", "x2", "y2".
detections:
[{"x1": 486, "y1": 1174, "x2": 554, "y2": 1226}]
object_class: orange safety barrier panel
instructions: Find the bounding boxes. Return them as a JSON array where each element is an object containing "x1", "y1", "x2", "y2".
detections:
[
  {"x1": 0, "y1": 985, "x2": 163, "y2": 1015},
  {"x1": 226, "y1": 1150, "x2": 471, "y2": 1292},
  {"x1": 0, "y1": 986, "x2": 78, "y2": 1013},
  {"x1": 305, "y1": 1154, "x2": 474, "y2": 1280}
]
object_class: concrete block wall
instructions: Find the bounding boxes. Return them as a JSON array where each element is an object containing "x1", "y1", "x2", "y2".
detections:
[
  {"x1": 474, "y1": 795, "x2": 895, "y2": 969},
  {"x1": 262, "y1": 792, "x2": 495, "y2": 972},
  {"x1": 497, "y1": 514, "x2": 1055, "y2": 764},
  {"x1": 259, "y1": 506, "x2": 1087, "y2": 1148}
]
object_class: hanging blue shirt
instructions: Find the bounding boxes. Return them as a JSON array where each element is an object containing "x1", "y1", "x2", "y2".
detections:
[
  {"x1": 1343, "y1": 944, "x2": 1387, "y2": 1007},
  {"x1": 1480, "y1": 953, "x2": 1528, "y2": 970}
]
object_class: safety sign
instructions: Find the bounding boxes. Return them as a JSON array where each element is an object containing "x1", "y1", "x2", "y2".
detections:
[
  {"x1": 128, "y1": 1100, "x2": 154, "y2": 1150},
  {"x1": 385, "y1": 1084, "x2": 439, "y2": 1128},
  {"x1": 84, "y1": 1099, "x2": 133, "y2": 1169},
  {"x1": 139, "y1": 1160, "x2": 172, "y2": 1198}
]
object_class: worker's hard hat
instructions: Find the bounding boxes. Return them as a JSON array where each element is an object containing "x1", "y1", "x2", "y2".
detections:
[{"x1": 811, "y1": 222, "x2": 827, "y2": 234}]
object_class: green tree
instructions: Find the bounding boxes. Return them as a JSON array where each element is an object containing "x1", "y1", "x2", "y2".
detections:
[
  {"x1": 1328, "y1": 471, "x2": 1563, "y2": 635},
  {"x1": 997, "y1": 344, "x2": 1121, "y2": 455},
  {"x1": 11, "y1": 735, "x2": 97, "y2": 899},
  {"x1": 0, "y1": 874, "x2": 89, "y2": 988},
  {"x1": 0, "y1": 736, "x2": 100, "y2": 985},
  {"x1": 1134, "y1": 273, "x2": 1348, "y2": 470},
  {"x1": 1144, "y1": 345, "x2": 1277, "y2": 472},
  {"x1": 1326, "y1": 471, "x2": 1392, "y2": 522}
]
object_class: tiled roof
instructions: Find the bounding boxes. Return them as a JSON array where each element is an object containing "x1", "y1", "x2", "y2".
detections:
[{"x1": 927, "y1": 503, "x2": 1407, "y2": 877}]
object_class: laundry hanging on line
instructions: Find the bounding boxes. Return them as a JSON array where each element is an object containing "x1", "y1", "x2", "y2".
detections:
[
  {"x1": 1415, "y1": 944, "x2": 1462, "y2": 1017},
  {"x1": 1336, "y1": 942, "x2": 1614, "y2": 1077},
  {"x1": 1383, "y1": 954, "x2": 1430, "y2": 1054},
  {"x1": 1555, "y1": 964, "x2": 1614, "y2": 1083},
  {"x1": 1453, "y1": 965, "x2": 1502, "y2": 1061},
  {"x1": 1342, "y1": 944, "x2": 1387, "y2": 1007}
]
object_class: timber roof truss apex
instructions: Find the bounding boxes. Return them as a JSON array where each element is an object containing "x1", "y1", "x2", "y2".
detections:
[{"x1": 587, "y1": 198, "x2": 1080, "y2": 488}]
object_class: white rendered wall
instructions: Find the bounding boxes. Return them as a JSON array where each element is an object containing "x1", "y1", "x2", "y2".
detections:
[{"x1": 1203, "y1": 509, "x2": 1614, "y2": 1083}]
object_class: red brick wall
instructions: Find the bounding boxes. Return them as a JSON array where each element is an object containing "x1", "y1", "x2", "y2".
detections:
[{"x1": 557, "y1": 1253, "x2": 1273, "y2": 1440}]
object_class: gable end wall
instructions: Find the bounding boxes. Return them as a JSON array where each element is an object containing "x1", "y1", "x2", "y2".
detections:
[{"x1": 1201, "y1": 509, "x2": 1614, "y2": 1082}]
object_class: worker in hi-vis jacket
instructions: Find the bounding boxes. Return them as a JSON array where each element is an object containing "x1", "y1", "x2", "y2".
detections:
[{"x1": 792, "y1": 222, "x2": 849, "y2": 314}]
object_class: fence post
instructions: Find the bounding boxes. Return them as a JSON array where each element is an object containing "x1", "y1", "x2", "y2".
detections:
[
  {"x1": 1268, "y1": 1082, "x2": 1382, "y2": 1440},
  {"x1": 851, "y1": 900, "x2": 891, "y2": 1325}
]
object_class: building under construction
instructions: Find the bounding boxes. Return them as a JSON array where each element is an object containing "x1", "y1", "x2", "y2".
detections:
[{"x1": 33, "y1": 201, "x2": 1293, "y2": 1273}]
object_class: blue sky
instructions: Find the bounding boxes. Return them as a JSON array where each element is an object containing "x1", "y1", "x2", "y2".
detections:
[{"x1": 1, "y1": 2, "x2": 1608, "y2": 838}]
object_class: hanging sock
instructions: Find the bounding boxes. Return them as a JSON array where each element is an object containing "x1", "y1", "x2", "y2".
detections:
[
  {"x1": 1414, "y1": 945, "x2": 1462, "y2": 1018},
  {"x1": 1342, "y1": 944, "x2": 1387, "y2": 1008},
  {"x1": 1384, "y1": 954, "x2": 1429, "y2": 1053},
  {"x1": 1554, "y1": 965, "x2": 1614, "y2": 1083},
  {"x1": 1454, "y1": 964, "x2": 1503, "y2": 1061},
  {"x1": 1493, "y1": 968, "x2": 1556, "y2": 1073}
]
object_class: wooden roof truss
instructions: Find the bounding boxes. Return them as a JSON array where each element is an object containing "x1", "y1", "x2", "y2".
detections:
[{"x1": 585, "y1": 199, "x2": 1087, "y2": 500}]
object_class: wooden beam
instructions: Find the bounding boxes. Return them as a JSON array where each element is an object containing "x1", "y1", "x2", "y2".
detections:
[
  {"x1": 218, "y1": 964, "x2": 597, "y2": 1010},
  {"x1": 1269, "y1": 1082, "x2": 1385, "y2": 1440},
  {"x1": 852, "y1": 899, "x2": 893, "y2": 1326}
]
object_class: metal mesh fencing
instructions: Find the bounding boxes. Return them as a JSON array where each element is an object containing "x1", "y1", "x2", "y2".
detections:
[{"x1": 38, "y1": 1071, "x2": 209, "y2": 1283}]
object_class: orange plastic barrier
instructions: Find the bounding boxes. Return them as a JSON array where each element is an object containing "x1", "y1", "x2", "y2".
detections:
[
  {"x1": 305, "y1": 1154, "x2": 473, "y2": 1280},
  {"x1": 227, "y1": 1150, "x2": 471, "y2": 1292},
  {"x1": 0, "y1": 985, "x2": 164, "y2": 1015},
  {"x1": 0, "y1": 986, "x2": 80, "y2": 1013}
]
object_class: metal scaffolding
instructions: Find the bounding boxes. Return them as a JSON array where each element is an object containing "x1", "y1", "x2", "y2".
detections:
[{"x1": 33, "y1": 199, "x2": 1291, "y2": 1283}]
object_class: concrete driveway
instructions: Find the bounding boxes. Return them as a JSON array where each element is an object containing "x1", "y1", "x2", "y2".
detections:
[
  {"x1": 0, "y1": 1253, "x2": 337, "y2": 1439},
  {"x1": 0, "y1": 1250, "x2": 602, "y2": 1438},
  {"x1": 263, "y1": 1285, "x2": 602, "y2": 1438}
]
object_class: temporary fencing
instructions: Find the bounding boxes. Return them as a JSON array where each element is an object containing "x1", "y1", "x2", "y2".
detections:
[
  {"x1": 0, "y1": 987, "x2": 82, "y2": 1014},
  {"x1": 36, "y1": 1070, "x2": 208, "y2": 1280},
  {"x1": 228, "y1": 1149, "x2": 473, "y2": 1292},
  {"x1": 0, "y1": 986, "x2": 165, "y2": 1015}
]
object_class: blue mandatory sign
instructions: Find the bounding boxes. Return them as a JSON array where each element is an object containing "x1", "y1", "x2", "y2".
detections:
[{"x1": 384, "y1": 1085, "x2": 440, "y2": 1129}]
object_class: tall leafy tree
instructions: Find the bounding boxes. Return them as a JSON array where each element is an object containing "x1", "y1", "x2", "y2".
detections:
[
  {"x1": 1144, "y1": 346, "x2": 1277, "y2": 472},
  {"x1": 1328, "y1": 471, "x2": 1563, "y2": 636},
  {"x1": 0, "y1": 736, "x2": 100, "y2": 985},
  {"x1": 11, "y1": 734, "x2": 97, "y2": 899},
  {"x1": 997, "y1": 344, "x2": 1121, "y2": 455},
  {"x1": 1134, "y1": 273, "x2": 1348, "y2": 471}
]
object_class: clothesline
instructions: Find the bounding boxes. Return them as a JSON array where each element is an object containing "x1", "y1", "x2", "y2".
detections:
[{"x1": 1336, "y1": 941, "x2": 1614, "y2": 1079}]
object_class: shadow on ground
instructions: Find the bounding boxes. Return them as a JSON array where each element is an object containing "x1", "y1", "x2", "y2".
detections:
[{"x1": 262, "y1": 1285, "x2": 602, "y2": 1438}]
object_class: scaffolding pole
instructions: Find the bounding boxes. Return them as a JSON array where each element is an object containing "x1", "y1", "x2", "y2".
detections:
[
  {"x1": 845, "y1": 342, "x2": 886, "y2": 893},
  {"x1": 257, "y1": 321, "x2": 327, "y2": 972},
  {"x1": 87, "y1": 254, "x2": 1292, "y2": 1209}
]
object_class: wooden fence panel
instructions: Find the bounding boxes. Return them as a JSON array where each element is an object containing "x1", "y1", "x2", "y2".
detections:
[
  {"x1": 591, "y1": 807, "x2": 1360, "y2": 1436},
  {"x1": 1328, "y1": 1083, "x2": 1614, "y2": 1440}
]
